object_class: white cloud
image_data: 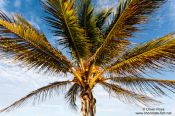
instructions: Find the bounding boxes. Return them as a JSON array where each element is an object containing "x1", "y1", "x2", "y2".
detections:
[
  {"x1": 14, "y1": 0, "x2": 21, "y2": 8},
  {"x1": 29, "y1": 19, "x2": 40, "y2": 30},
  {"x1": 27, "y1": 14, "x2": 42, "y2": 30},
  {"x1": 168, "y1": 1, "x2": 175, "y2": 28},
  {"x1": 95, "y1": 0, "x2": 119, "y2": 12},
  {"x1": 0, "y1": 0, "x2": 7, "y2": 12},
  {"x1": 155, "y1": 1, "x2": 175, "y2": 29}
]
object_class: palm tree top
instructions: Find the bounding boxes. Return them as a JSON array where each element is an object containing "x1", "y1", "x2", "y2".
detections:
[{"x1": 0, "y1": 0, "x2": 175, "y2": 116}]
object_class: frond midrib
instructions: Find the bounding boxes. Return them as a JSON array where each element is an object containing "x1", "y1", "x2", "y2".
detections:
[{"x1": 58, "y1": 0, "x2": 85, "y2": 70}]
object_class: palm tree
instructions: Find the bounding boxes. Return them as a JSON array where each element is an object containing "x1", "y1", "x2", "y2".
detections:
[{"x1": 0, "y1": 0, "x2": 175, "y2": 116}]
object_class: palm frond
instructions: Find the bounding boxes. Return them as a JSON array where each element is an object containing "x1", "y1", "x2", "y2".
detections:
[
  {"x1": 96, "y1": 8, "x2": 113, "y2": 31},
  {"x1": 76, "y1": 0, "x2": 103, "y2": 54},
  {"x1": 94, "y1": 38, "x2": 130, "y2": 66},
  {"x1": 42, "y1": 0, "x2": 89, "y2": 60},
  {"x1": 0, "y1": 11, "x2": 72, "y2": 74},
  {"x1": 0, "y1": 81, "x2": 71, "y2": 112},
  {"x1": 76, "y1": 0, "x2": 93, "y2": 28},
  {"x1": 108, "y1": 76, "x2": 175, "y2": 96},
  {"x1": 92, "y1": 0, "x2": 166, "y2": 66},
  {"x1": 104, "y1": 0, "x2": 131, "y2": 38},
  {"x1": 106, "y1": 0, "x2": 166, "y2": 39},
  {"x1": 107, "y1": 33, "x2": 175, "y2": 76},
  {"x1": 100, "y1": 82, "x2": 160, "y2": 106},
  {"x1": 65, "y1": 83, "x2": 80, "y2": 111},
  {"x1": 13, "y1": 14, "x2": 37, "y2": 29},
  {"x1": 89, "y1": 7, "x2": 114, "y2": 54}
]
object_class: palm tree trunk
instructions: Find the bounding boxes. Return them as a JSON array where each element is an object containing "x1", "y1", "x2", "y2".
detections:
[{"x1": 80, "y1": 88, "x2": 96, "y2": 116}]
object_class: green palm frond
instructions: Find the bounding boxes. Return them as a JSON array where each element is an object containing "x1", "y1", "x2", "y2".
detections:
[
  {"x1": 108, "y1": 76, "x2": 175, "y2": 96},
  {"x1": 96, "y1": 8, "x2": 113, "y2": 31},
  {"x1": 76, "y1": 0, "x2": 103, "y2": 54},
  {"x1": 104, "y1": 0, "x2": 131, "y2": 37},
  {"x1": 0, "y1": 12, "x2": 72, "y2": 74},
  {"x1": 65, "y1": 83, "x2": 80, "y2": 111},
  {"x1": 92, "y1": 0, "x2": 166, "y2": 66},
  {"x1": 100, "y1": 82, "x2": 160, "y2": 106},
  {"x1": 76, "y1": 0, "x2": 94, "y2": 28},
  {"x1": 42, "y1": 0, "x2": 90, "y2": 61},
  {"x1": 0, "y1": 81, "x2": 71, "y2": 112},
  {"x1": 89, "y1": 7, "x2": 113, "y2": 54},
  {"x1": 107, "y1": 33, "x2": 175, "y2": 76}
]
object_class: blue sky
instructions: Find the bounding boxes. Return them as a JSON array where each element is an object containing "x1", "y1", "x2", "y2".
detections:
[{"x1": 0, "y1": 0, "x2": 175, "y2": 116}]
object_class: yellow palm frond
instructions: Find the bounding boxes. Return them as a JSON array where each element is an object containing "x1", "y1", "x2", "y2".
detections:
[
  {"x1": 107, "y1": 33, "x2": 175, "y2": 76},
  {"x1": 0, "y1": 12, "x2": 72, "y2": 74}
]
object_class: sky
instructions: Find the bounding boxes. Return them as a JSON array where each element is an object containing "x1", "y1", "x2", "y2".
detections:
[{"x1": 0, "y1": 0, "x2": 175, "y2": 116}]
